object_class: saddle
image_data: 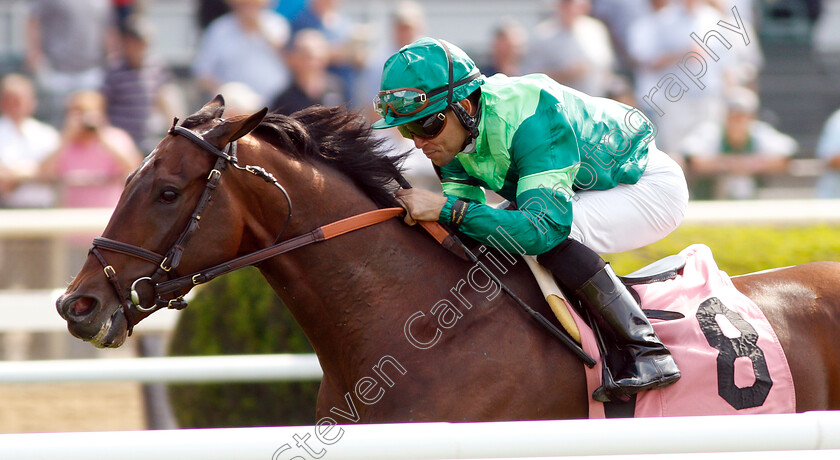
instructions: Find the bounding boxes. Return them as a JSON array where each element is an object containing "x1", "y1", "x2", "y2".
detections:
[
  {"x1": 525, "y1": 253, "x2": 688, "y2": 414},
  {"x1": 620, "y1": 255, "x2": 688, "y2": 321},
  {"x1": 620, "y1": 254, "x2": 686, "y2": 286},
  {"x1": 525, "y1": 253, "x2": 688, "y2": 342}
]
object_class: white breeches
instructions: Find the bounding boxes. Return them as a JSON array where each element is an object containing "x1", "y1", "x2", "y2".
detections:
[{"x1": 568, "y1": 144, "x2": 688, "y2": 254}]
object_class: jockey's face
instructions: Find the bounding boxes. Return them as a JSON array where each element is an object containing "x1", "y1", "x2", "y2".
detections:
[{"x1": 410, "y1": 100, "x2": 473, "y2": 167}]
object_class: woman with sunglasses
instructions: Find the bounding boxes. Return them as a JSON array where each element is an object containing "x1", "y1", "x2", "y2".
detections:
[{"x1": 372, "y1": 38, "x2": 688, "y2": 403}]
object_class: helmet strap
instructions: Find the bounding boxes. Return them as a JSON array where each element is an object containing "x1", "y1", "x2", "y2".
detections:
[
  {"x1": 437, "y1": 39, "x2": 481, "y2": 150},
  {"x1": 451, "y1": 100, "x2": 481, "y2": 150}
]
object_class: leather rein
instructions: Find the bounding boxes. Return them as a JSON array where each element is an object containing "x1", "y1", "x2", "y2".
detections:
[{"x1": 88, "y1": 124, "x2": 420, "y2": 334}]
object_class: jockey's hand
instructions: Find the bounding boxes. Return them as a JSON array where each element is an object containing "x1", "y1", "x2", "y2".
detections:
[{"x1": 395, "y1": 188, "x2": 448, "y2": 226}]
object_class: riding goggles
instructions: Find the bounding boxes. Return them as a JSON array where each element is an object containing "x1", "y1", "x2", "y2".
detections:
[
  {"x1": 397, "y1": 111, "x2": 447, "y2": 139},
  {"x1": 374, "y1": 87, "x2": 444, "y2": 118}
]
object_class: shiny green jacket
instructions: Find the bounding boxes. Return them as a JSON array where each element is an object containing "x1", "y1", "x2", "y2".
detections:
[{"x1": 437, "y1": 73, "x2": 655, "y2": 254}]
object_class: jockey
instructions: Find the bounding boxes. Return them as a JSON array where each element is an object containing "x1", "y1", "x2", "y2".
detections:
[{"x1": 372, "y1": 37, "x2": 689, "y2": 401}]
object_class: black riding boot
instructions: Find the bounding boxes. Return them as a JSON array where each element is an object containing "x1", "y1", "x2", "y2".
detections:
[
  {"x1": 577, "y1": 264, "x2": 681, "y2": 399},
  {"x1": 537, "y1": 239, "x2": 680, "y2": 401}
]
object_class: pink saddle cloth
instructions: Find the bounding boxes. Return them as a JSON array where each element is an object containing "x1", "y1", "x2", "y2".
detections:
[{"x1": 574, "y1": 244, "x2": 796, "y2": 418}]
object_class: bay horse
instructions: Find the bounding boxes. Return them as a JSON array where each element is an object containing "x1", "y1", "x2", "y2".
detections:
[{"x1": 57, "y1": 96, "x2": 840, "y2": 421}]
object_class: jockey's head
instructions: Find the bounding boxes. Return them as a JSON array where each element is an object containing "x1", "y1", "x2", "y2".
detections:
[{"x1": 372, "y1": 38, "x2": 484, "y2": 142}]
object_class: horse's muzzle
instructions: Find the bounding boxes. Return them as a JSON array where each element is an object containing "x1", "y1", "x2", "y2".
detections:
[{"x1": 56, "y1": 293, "x2": 129, "y2": 348}]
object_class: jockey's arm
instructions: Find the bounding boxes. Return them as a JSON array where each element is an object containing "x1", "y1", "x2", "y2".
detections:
[
  {"x1": 438, "y1": 187, "x2": 573, "y2": 255},
  {"x1": 394, "y1": 183, "x2": 572, "y2": 256},
  {"x1": 439, "y1": 135, "x2": 579, "y2": 255},
  {"x1": 396, "y1": 159, "x2": 573, "y2": 255}
]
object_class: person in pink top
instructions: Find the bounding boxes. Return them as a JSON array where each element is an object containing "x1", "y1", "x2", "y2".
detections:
[{"x1": 39, "y1": 90, "x2": 141, "y2": 208}]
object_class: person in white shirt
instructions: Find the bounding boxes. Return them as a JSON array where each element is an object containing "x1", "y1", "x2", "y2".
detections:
[
  {"x1": 681, "y1": 87, "x2": 797, "y2": 200},
  {"x1": 192, "y1": 0, "x2": 291, "y2": 105},
  {"x1": 628, "y1": 0, "x2": 732, "y2": 154},
  {"x1": 525, "y1": 0, "x2": 616, "y2": 97},
  {"x1": 0, "y1": 74, "x2": 59, "y2": 208}
]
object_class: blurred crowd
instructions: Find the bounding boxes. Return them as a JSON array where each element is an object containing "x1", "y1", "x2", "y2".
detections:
[{"x1": 1, "y1": 0, "x2": 839, "y2": 210}]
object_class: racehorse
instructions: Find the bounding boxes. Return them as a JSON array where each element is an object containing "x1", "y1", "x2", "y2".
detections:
[{"x1": 57, "y1": 96, "x2": 840, "y2": 421}]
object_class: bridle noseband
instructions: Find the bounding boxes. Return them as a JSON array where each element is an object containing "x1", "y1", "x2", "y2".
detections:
[{"x1": 88, "y1": 123, "x2": 292, "y2": 333}]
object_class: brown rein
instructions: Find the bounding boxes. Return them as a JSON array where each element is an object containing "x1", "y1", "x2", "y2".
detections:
[{"x1": 155, "y1": 207, "x2": 409, "y2": 297}]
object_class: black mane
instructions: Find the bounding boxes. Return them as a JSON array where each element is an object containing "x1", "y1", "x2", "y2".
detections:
[{"x1": 249, "y1": 106, "x2": 411, "y2": 209}]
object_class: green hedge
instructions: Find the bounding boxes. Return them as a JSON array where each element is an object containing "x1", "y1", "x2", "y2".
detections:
[
  {"x1": 167, "y1": 225, "x2": 840, "y2": 427},
  {"x1": 605, "y1": 225, "x2": 840, "y2": 275},
  {"x1": 167, "y1": 266, "x2": 319, "y2": 428}
]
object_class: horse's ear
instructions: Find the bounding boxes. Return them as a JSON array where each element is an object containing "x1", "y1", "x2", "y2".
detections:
[
  {"x1": 196, "y1": 94, "x2": 226, "y2": 120},
  {"x1": 206, "y1": 107, "x2": 269, "y2": 146}
]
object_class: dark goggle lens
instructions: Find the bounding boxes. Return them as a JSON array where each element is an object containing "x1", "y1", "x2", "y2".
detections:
[{"x1": 397, "y1": 112, "x2": 446, "y2": 139}]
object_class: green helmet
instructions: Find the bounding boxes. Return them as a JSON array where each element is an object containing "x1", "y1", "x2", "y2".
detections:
[{"x1": 372, "y1": 37, "x2": 484, "y2": 129}]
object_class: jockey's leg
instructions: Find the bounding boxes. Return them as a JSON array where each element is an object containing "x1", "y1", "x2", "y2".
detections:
[{"x1": 537, "y1": 238, "x2": 680, "y2": 400}]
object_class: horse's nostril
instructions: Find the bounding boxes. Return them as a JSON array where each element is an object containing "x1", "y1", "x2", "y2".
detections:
[{"x1": 67, "y1": 296, "x2": 99, "y2": 317}]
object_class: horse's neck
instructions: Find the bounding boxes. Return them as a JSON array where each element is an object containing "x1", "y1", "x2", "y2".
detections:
[
  {"x1": 245, "y1": 156, "x2": 414, "y2": 376},
  {"x1": 258, "y1": 218, "x2": 428, "y2": 379},
  {"x1": 242, "y1": 151, "x2": 566, "y2": 401}
]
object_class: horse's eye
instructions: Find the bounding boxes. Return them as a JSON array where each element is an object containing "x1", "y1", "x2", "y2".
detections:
[{"x1": 159, "y1": 190, "x2": 178, "y2": 204}]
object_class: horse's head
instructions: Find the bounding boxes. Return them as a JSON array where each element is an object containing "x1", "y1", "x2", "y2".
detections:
[{"x1": 56, "y1": 95, "x2": 271, "y2": 347}]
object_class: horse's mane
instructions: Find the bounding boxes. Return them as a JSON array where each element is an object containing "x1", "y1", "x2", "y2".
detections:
[{"x1": 252, "y1": 106, "x2": 411, "y2": 208}]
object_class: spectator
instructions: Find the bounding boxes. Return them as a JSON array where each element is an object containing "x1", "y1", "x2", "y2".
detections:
[
  {"x1": 196, "y1": 0, "x2": 230, "y2": 31},
  {"x1": 0, "y1": 75, "x2": 61, "y2": 296},
  {"x1": 590, "y1": 0, "x2": 654, "y2": 74},
  {"x1": 288, "y1": 0, "x2": 366, "y2": 104},
  {"x1": 355, "y1": 0, "x2": 427, "y2": 116},
  {"x1": 627, "y1": 0, "x2": 730, "y2": 154},
  {"x1": 389, "y1": 0, "x2": 426, "y2": 52},
  {"x1": 354, "y1": 1, "x2": 438, "y2": 191},
  {"x1": 482, "y1": 18, "x2": 528, "y2": 77},
  {"x1": 681, "y1": 87, "x2": 797, "y2": 200},
  {"x1": 39, "y1": 91, "x2": 142, "y2": 209},
  {"x1": 274, "y1": 0, "x2": 308, "y2": 21},
  {"x1": 524, "y1": 0, "x2": 616, "y2": 97},
  {"x1": 604, "y1": 74, "x2": 637, "y2": 107},
  {"x1": 193, "y1": 0, "x2": 291, "y2": 105},
  {"x1": 0, "y1": 74, "x2": 60, "y2": 208},
  {"x1": 816, "y1": 107, "x2": 840, "y2": 198},
  {"x1": 102, "y1": 17, "x2": 184, "y2": 153},
  {"x1": 271, "y1": 29, "x2": 344, "y2": 115},
  {"x1": 112, "y1": 0, "x2": 139, "y2": 29},
  {"x1": 715, "y1": 0, "x2": 763, "y2": 90},
  {"x1": 25, "y1": 0, "x2": 113, "y2": 127}
]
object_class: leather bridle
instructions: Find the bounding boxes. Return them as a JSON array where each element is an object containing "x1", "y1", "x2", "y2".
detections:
[{"x1": 88, "y1": 123, "x2": 293, "y2": 332}]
